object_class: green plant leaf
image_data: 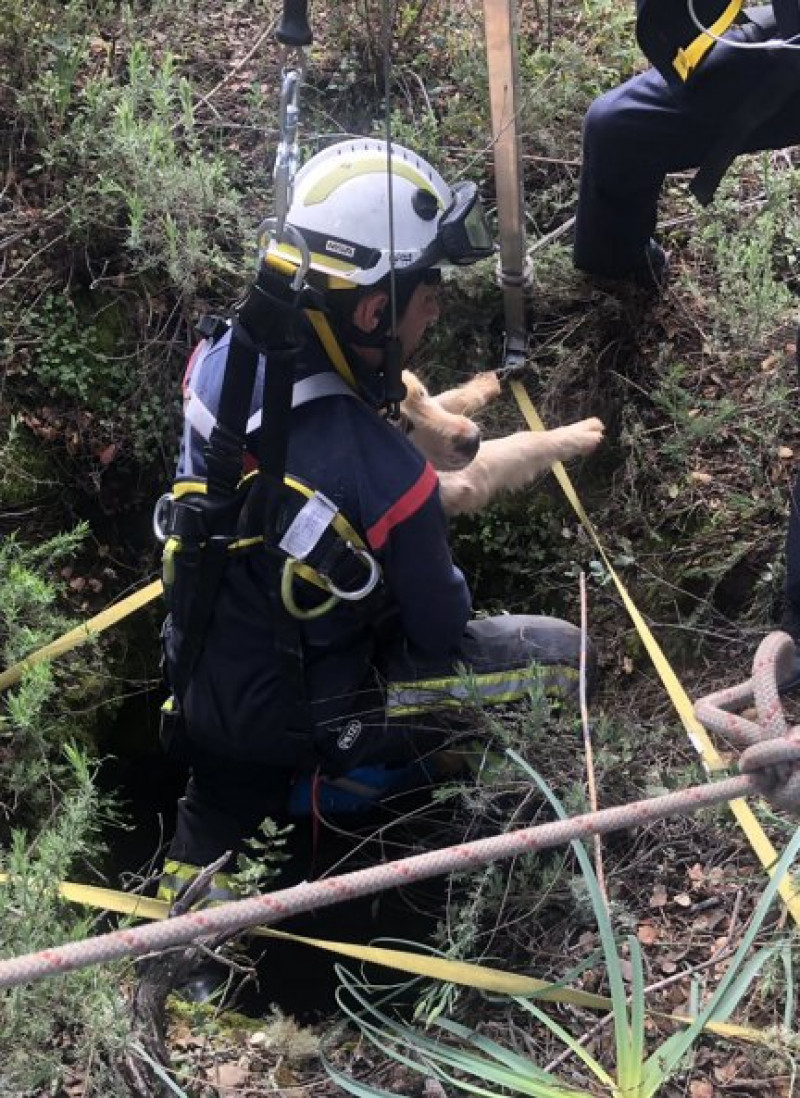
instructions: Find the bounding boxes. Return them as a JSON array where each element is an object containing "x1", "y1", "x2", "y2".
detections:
[
  {"x1": 513, "y1": 997, "x2": 615, "y2": 1087},
  {"x1": 507, "y1": 752, "x2": 635, "y2": 1082}
]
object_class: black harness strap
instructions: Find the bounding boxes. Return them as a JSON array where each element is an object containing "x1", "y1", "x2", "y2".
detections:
[{"x1": 170, "y1": 264, "x2": 310, "y2": 708}]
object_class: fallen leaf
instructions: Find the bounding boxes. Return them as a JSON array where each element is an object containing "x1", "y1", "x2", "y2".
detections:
[
  {"x1": 714, "y1": 1060, "x2": 742, "y2": 1084},
  {"x1": 637, "y1": 923, "x2": 659, "y2": 945},
  {"x1": 674, "y1": 892, "x2": 692, "y2": 907},
  {"x1": 689, "y1": 471, "x2": 713, "y2": 484},
  {"x1": 650, "y1": 884, "x2": 667, "y2": 908},
  {"x1": 97, "y1": 443, "x2": 118, "y2": 466},
  {"x1": 211, "y1": 1059, "x2": 248, "y2": 1091},
  {"x1": 689, "y1": 1081, "x2": 713, "y2": 1098},
  {"x1": 779, "y1": 446, "x2": 794, "y2": 460}
]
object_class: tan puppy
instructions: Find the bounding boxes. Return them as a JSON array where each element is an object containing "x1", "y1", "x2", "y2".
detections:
[{"x1": 401, "y1": 369, "x2": 604, "y2": 516}]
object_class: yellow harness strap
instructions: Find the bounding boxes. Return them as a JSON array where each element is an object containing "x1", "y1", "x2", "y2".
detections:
[
  {"x1": 304, "y1": 307, "x2": 359, "y2": 390},
  {"x1": 167, "y1": 472, "x2": 375, "y2": 619},
  {"x1": 673, "y1": 0, "x2": 743, "y2": 80}
]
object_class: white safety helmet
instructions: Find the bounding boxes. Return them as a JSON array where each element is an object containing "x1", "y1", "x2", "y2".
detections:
[{"x1": 268, "y1": 138, "x2": 494, "y2": 287}]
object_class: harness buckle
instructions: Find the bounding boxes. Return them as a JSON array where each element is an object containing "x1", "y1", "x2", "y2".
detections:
[{"x1": 257, "y1": 217, "x2": 310, "y2": 290}]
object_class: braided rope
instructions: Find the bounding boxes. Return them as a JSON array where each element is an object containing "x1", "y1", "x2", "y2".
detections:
[
  {"x1": 694, "y1": 631, "x2": 800, "y2": 811},
  {"x1": 0, "y1": 773, "x2": 766, "y2": 992},
  {"x1": 2, "y1": 632, "x2": 799, "y2": 993}
]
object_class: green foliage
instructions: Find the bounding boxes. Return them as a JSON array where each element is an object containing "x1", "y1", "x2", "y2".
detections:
[
  {"x1": 329, "y1": 764, "x2": 800, "y2": 1097},
  {"x1": 0, "y1": 530, "x2": 113, "y2": 822},
  {"x1": 0, "y1": 537, "x2": 133, "y2": 1094},
  {"x1": 0, "y1": 417, "x2": 58, "y2": 506},
  {"x1": 691, "y1": 159, "x2": 800, "y2": 348},
  {"x1": 18, "y1": 294, "x2": 126, "y2": 410},
  {"x1": 43, "y1": 41, "x2": 246, "y2": 297},
  {"x1": 229, "y1": 817, "x2": 294, "y2": 897},
  {"x1": 0, "y1": 746, "x2": 133, "y2": 1097}
]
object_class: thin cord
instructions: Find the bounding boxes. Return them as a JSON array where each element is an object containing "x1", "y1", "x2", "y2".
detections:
[
  {"x1": 382, "y1": 0, "x2": 399, "y2": 338},
  {"x1": 685, "y1": 0, "x2": 800, "y2": 50}
]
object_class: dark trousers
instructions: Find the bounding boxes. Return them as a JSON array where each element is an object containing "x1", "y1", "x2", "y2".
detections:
[
  {"x1": 574, "y1": 28, "x2": 800, "y2": 277},
  {"x1": 167, "y1": 613, "x2": 595, "y2": 869}
]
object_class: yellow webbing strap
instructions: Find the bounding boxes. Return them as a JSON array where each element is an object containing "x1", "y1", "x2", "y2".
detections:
[
  {"x1": 673, "y1": 0, "x2": 743, "y2": 80},
  {"x1": 509, "y1": 378, "x2": 800, "y2": 925},
  {"x1": 0, "y1": 580, "x2": 164, "y2": 693},
  {"x1": 0, "y1": 868, "x2": 768, "y2": 1043},
  {"x1": 304, "y1": 308, "x2": 358, "y2": 390},
  {"x1": 0, "y1": 473, "x2": 373, "y2": 691}
]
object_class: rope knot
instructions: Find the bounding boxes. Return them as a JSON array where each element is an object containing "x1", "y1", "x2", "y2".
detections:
[
  {"x1": 739, "y1": 729, "x2": 800, "y2": 812},
  {"x1": 694, "y1": 631, "x2": 800, "y2": 813}
]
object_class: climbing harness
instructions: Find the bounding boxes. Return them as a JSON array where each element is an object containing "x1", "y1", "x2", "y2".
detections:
[
  {"x1": 1, "y1": 630, "x2": 799, "y2": 992},
  {"x1": 152, "y1": 5, "x2": 403, "y2": 758}
]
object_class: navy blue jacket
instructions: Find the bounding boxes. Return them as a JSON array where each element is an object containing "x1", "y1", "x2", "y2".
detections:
[{"x1": 166, "y1": 320, "x2": 472, "y2": 766}]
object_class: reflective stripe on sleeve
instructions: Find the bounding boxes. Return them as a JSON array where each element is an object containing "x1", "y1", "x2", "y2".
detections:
[{"x1": 386, "y1": 663, "x2": 578, "y2": 717}]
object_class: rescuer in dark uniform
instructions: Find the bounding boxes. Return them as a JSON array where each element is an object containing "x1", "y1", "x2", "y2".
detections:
[
  {"x1": 573, "y1": 0, "x2": 800, "y2": 286},
  {"x1": 158, "y1": 139, "x2": 598, "y2": 903}
]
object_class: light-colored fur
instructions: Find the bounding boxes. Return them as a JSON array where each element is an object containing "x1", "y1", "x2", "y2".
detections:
[{"x1": 400, "y1": 369, "x2": 604, "y2": 516}]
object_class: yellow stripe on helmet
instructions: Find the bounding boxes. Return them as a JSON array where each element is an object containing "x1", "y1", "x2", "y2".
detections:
[{"x1": 303, "y1": 156, "x2": 443, "y2": 206}]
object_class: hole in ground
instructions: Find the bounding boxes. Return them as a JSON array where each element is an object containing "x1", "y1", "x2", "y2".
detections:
[{"x1": 98, "y1": 690, "x2": 451, "y2": 1022}]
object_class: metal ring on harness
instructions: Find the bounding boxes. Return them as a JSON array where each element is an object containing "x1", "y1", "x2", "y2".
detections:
[
  {"x1": 152, "y1": 493, "x2": 174, "y2": 544},
  {"x1": 281, "y1": 559, "x2": 339, "y2": 621},
  {"x1": 326, "y1": 544, "x2": 381, "y2": 601},
  {"x1": 280, "y1": 544, "x2": 381, "y2": 620},
  {"x1": 257, "y1": 218, "x2": 310, "y2": 291}
]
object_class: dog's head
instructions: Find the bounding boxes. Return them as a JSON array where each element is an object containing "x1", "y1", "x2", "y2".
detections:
[{"x1": 401, "y1": 370, "x2": 481, "y2": 471}]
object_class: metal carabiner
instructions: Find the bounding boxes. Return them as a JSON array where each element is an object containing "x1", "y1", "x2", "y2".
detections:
[
  {"x1": 273, "y1": 68, "x2": 302, "y2": 240},
  {"x1": 326, "y1": 545, "x2": 382, "y2": 602},
  {"x1": 152, "y1": 493, "x2": 174, "y2": 544},
  {"x1": 257, "y1": 216, "x2": 311, "y2": 291}
]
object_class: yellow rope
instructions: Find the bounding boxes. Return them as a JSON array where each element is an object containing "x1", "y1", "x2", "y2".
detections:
[
  {"x1": 0, "y1": 870, "x2": 771, "y2": 1045},
  {"x1": 509, "y1": 378, "x2": 800, "y2": 926},
  {"x1": 0, "y1": 580, "x2": 163, "y2": 692}
]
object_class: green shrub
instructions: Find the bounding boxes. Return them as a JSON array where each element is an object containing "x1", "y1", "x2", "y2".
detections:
[
  {"x1": 0, "y1": 534, "x2": 135, "y2": 1095},
  {"x1": 0, "y1": 747, "x2": 134, "y2": 1097},
  {"x1": 44, "y1": 42, "x2": 247, "y2": 298},
  {"x1": 0, "y1": 530, "x2": 112, "y2": 822}
]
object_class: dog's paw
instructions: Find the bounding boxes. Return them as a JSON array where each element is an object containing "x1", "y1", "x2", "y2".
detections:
[
  {"x1": 568, "y1": 417, "x2": 605, "y2": 454},
  {"x1": 470, "y1": 371, "x2": 502, "y2": 401}
]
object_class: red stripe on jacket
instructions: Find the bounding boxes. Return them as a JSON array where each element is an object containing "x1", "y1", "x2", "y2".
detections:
[{"x1": 366, "y1": 463, "x2": 439, "y2": 551}]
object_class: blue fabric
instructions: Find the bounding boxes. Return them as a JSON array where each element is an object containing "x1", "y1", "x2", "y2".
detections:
[
  {"x1": 287, "y1": 761, "x2": 436, "y2": 816},
  {"x1": 166, "y1": 320, "x2": 472, "y2": 770},
  {"x1": 574, "y1": 23, "x2": 800, "y2": 276}
]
